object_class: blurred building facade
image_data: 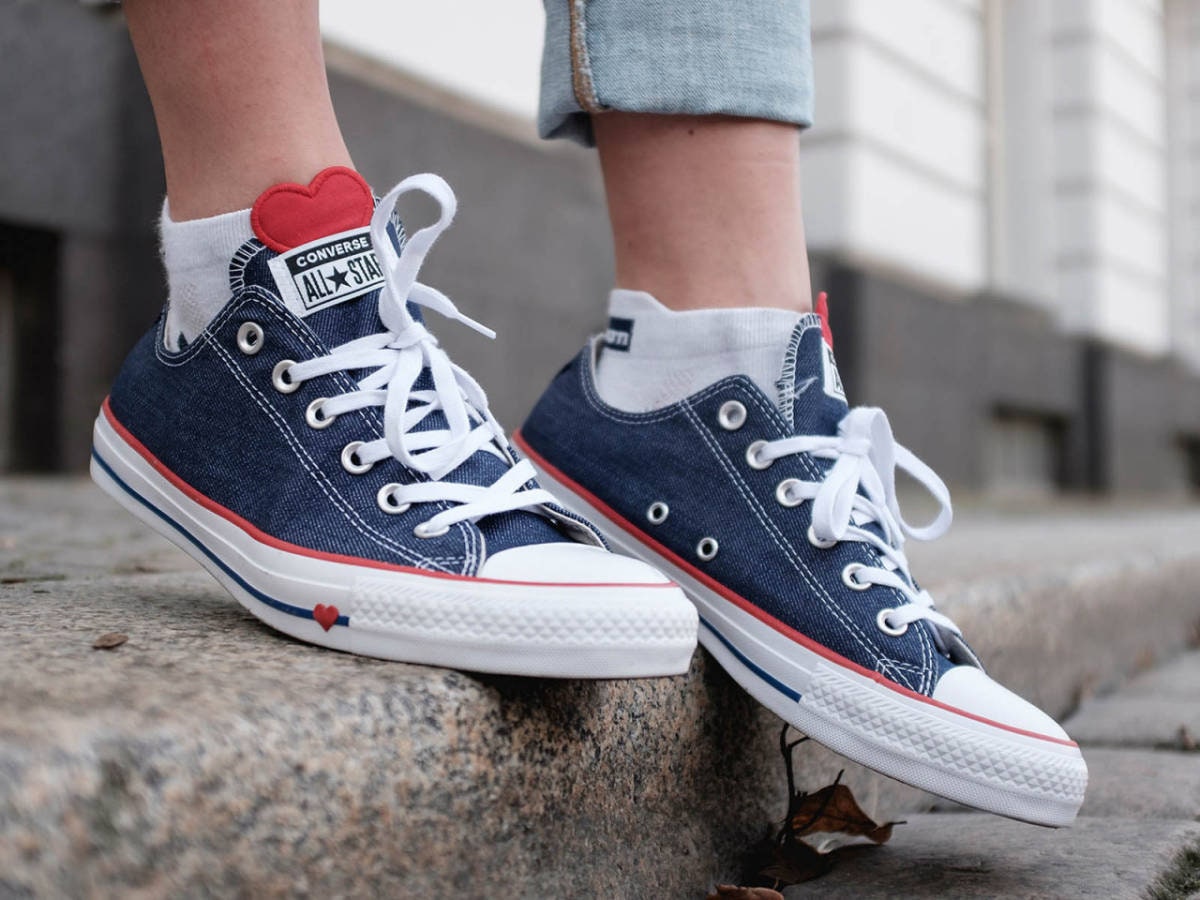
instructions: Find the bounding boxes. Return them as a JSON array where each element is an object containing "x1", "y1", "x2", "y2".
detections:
[
  {"x1": 1, "y1": 0, "x2": 1198, "y2": 495},
  {"x1": 801, "y1": 1, "x2": 1200, "y2": 496}
]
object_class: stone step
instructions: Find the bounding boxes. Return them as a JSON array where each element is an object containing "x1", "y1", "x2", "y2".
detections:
[
  {"x1": 780, "y1": 815, "x2": 1200, "y2": 899},
  {"x1": 1064, "y1": 650, "x2": 1200, "y2": 749},
  {"x1": 906, "y1": 504, "x2": 1200, "y2": 718},
  {"x1": 787, "y1": 650, "x2": 1200, "y2": 898},
  {"x1": 4, "y1": 479, "x2": 1200, "y2": 896},
  {"x1": 1076, "y1": 747, "x2": 1200, "y2": 819}
]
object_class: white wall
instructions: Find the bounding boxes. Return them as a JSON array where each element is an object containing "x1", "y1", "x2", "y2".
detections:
[
  {"x1": 319, "y1": 2, "x2": 544, "y2": 122},
  {"x1": 991, "y1": 0, "x2": 1058, "y2": 308},
  {"x1": 1048, "y1": 0, "x2": 1170, "y2": 355},
  {"x1": 803, "y1": 0, "x2": 990, "y2": 294},
  {"x1": 805, "y1": 0, "x2": 1178, "y2": 357},
  {"x1": 1167, "y1": 0, "x2": 1200, "y2": 368}
]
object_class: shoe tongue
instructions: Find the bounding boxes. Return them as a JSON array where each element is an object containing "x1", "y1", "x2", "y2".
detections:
[
  {"x1": 776, "y1": 293, "x2": 849, "y2": 436},
  {"x1": 782, "y1": 298, "x2": 905, "y2": 588}
]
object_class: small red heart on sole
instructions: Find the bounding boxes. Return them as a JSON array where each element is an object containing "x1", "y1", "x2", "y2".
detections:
[
  {"x1": 312, "y1": 604, "x2": 340, "y2": 632},
  {"x1": 251, "y1": 166, "x2": 374, "y2": 253}
]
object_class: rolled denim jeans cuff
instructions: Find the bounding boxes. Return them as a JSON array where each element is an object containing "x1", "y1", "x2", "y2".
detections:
[{"x1": 539, "y1": 0, "x2": 814, "y2": 146}]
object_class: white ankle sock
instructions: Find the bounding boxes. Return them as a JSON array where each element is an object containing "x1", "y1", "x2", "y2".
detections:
[
  {"x1": 160, "y1": 200, "x2": 254, "y2": 350},
  {"x1": 593, "y1": 289, "x2": 803, "y2": 413}
]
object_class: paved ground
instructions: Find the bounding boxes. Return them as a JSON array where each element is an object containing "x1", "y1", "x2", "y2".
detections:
[{"x1": 3, "y1": 478, "x2": 1199, "y2": 897}]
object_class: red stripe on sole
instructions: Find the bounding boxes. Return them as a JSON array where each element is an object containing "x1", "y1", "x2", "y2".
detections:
[{"x1": 99, "y1": 398, "x2": 677, "y2": 591}]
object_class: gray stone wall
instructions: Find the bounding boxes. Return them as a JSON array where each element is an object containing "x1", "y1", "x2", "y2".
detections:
[
  {"x1": 2, "y1": 0, "x2": 1198, "y2": 495},
  {"x1": 0, "y1": 0, "x2": 165, "y2": 470},
  {"x1": 822, "y1": 261, "x2": 1200, "y2": 496}
]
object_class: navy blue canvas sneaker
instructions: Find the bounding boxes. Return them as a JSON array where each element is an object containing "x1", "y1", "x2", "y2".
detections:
[
  {"x1": 91, "y1": 169, "x2": 697, "y2": 677},
  {"x1": 515, "y1": 301, "x2": 1088, "y2": 825}
]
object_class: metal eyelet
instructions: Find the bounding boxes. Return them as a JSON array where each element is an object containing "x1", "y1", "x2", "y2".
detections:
[
  {"x1": 842, "y1": 562, "x2": 871, "y2": 591},
  {"x1": 876, "y1": 608, "x2": 909, "y2": 637},
  {"x1": 807, "y1": 524, "x2": 837, "y2": 549},
  {"x1": 305, "y1": 398, "x2": 336, "y2": 429},
  {"x1": 272, "y1": 360, "x2": 301, "y2": 394},
  {"x1": 646, "y1": 502, "x2": 670, "y2": 525},
  {"x1": 696, "y1": 537, "x2": 719, "y2": 561},
  {"x1": 745, "y1": 440, "x2": 773, "y2": 470},
  {"x1": 717, "y1": 400, "x2": 747, "y2": 431},
  {"x1": 414, "y1": 521, "x2": 450, "y2": 539},
  {"x1": 236, "y1": 321, "x2": 264, "y2": 355},
  {"x1": 341, "y1": 441, "x2": 373, "y2": 475},
  {"x1": 775, "y1": 478, "x2": 804, "y2": 507},
  {"x1": 376, "y1": 483, "x2": 411, "y2": 515}
]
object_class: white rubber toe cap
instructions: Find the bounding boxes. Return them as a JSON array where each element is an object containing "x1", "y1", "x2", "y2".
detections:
[
  {"x1": 933, "y1": 666, "x2": 1071, "y2": 742},
  {"x1": 479, "y1": 542, "x2": 675, "y2": 585}
]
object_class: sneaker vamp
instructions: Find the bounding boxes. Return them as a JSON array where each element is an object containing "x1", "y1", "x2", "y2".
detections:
[
  {"x1": 404, "y1": 368, "x2": 567, "y2": 553},
  {"x1": 522, "y1": 352, "x2": 953, "y2": 695},
  {"x1": 240, "y1": 237, "x2": 567, "y2": 556},
  {"x1": 110, "y1": 292, "x2": 557, "y2": 575}
]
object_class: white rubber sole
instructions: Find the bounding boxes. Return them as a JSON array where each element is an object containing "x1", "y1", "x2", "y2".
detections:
[
  {"x1": 520, "y1": 436, "x2": 1088, "y2": 826},
  {"x1": 90, "y1": 406, "x2": 697, "y2": 678}
]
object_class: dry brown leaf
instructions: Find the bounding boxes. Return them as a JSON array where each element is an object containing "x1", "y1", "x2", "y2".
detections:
[
  {"x1": 788, "y1": 780, "x2": 897, "y2": 845},
  {"x1": 92, "y1": 632, "x2": 128, "y2": 650},
  {"x1": 759, "y1": 835, "x2": 833, "y2": 885},
  {"x1": 745, "y1": 727, "x2": 904, "y2": 890},
  {"x1": 705, "y1": 886, "x2": 784, "y2": 900}
]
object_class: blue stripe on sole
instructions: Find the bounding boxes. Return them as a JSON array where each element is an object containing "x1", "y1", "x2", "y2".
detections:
[
  {"x1": 91, "y1": 447, "x2": 350, "y2": 627},
  {"x1": 699, "y1": 615, "x2": 801, "y2": 702}
]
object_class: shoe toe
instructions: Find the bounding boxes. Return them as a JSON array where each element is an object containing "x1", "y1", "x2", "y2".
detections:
[
  {"x1": 479, "y1": 542, "x2": 675, "y2": 585},
  {"x1": 933, "y1": 665, "x2": 1071, "y2": 742}
]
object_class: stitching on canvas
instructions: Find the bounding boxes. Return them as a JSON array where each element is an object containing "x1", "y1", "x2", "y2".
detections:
[
  {"x1": 682, "y1": 402, "x2": 889, "y2": 672},
  {"x1": 212, "y1": 339, "x2": 464, "y2": 572}
]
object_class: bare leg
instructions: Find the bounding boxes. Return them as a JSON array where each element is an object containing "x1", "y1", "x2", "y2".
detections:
[
  {"x1": 594, "y1": 113, "x2": 813, "y2": 314},
  {"x1": 124, "y1": 0, "x2": 353, "y2": 220}
]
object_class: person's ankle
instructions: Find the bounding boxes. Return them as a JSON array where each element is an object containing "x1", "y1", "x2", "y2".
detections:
[
  {"x1": 160, "y1": 148, "x2": 355, "y2": 221},
  {"x1": 611, "y1": 267, "x2": 812, "y2": 314}
]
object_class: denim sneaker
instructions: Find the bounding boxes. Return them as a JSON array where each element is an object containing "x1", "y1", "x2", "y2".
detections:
[
  {"x1": 90, "y1": 169, "x2": 697, "y2": 677},
  {"x1": 515, "y1": 303, "x2": 1088, "y2": 824}
]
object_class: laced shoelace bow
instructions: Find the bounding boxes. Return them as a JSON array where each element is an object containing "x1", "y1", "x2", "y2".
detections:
[
  {"x1": 285, "y1": 174, "x2": 557, "y2": 538},
  {"x1": 759, "y1": 406, "x2": 961, "y2": 637}
]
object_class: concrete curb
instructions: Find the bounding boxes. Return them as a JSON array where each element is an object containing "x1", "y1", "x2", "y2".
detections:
[
  {"x1": 780, "y1": 816, "x2": 1200, "y2": 899},
  {"x1": 911, "y1": 505, "x2": 1200, "y2": 718}
]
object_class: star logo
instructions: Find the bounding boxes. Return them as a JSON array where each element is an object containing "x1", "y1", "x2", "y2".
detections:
[{"x1": 327, "y1": 266, "x2": 350, "y2": 290}]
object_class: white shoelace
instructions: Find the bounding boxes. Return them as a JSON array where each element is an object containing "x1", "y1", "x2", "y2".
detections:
[
  {"x1": 284, "y1": 174, "x2": 556, "y2": 538},
  {"x1": 758, "y1": 406, "x2": 961, "y2": 637}
]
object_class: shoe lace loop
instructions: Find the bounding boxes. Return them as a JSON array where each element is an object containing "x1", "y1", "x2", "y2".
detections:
[
  {"x1": 286, "y1": 174, "x2": 555, "y2": 533},
  {"x1": 760, "y1": 406, "x2": 960, "y2": 635}
]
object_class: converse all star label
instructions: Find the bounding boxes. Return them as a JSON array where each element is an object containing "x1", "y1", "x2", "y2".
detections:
[
  {"x1": 604, "y1": 316, "x2": 635, "y2": 352},
  {"x1": 822, "y1": 341, "x2": 846, "y2": 401},
  {"x1": 267, "y1": 226, "x2": 385, "y2": 318}
]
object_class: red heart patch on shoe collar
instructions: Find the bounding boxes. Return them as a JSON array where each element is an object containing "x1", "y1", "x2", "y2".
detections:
[
  {"x1": 815, "y1": 290, "x2": 834, "y2": 349},
  {"x1": 251, "y1": 166, "x2": 374, "y2": 253},
  {"x1": 312, "y1": 604, "x2": 340, "y2": 632}
]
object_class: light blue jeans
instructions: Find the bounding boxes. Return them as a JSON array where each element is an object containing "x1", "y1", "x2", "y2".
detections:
[{"x1": 539, "y1": 0, "x2": 814, "y2": 146}]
